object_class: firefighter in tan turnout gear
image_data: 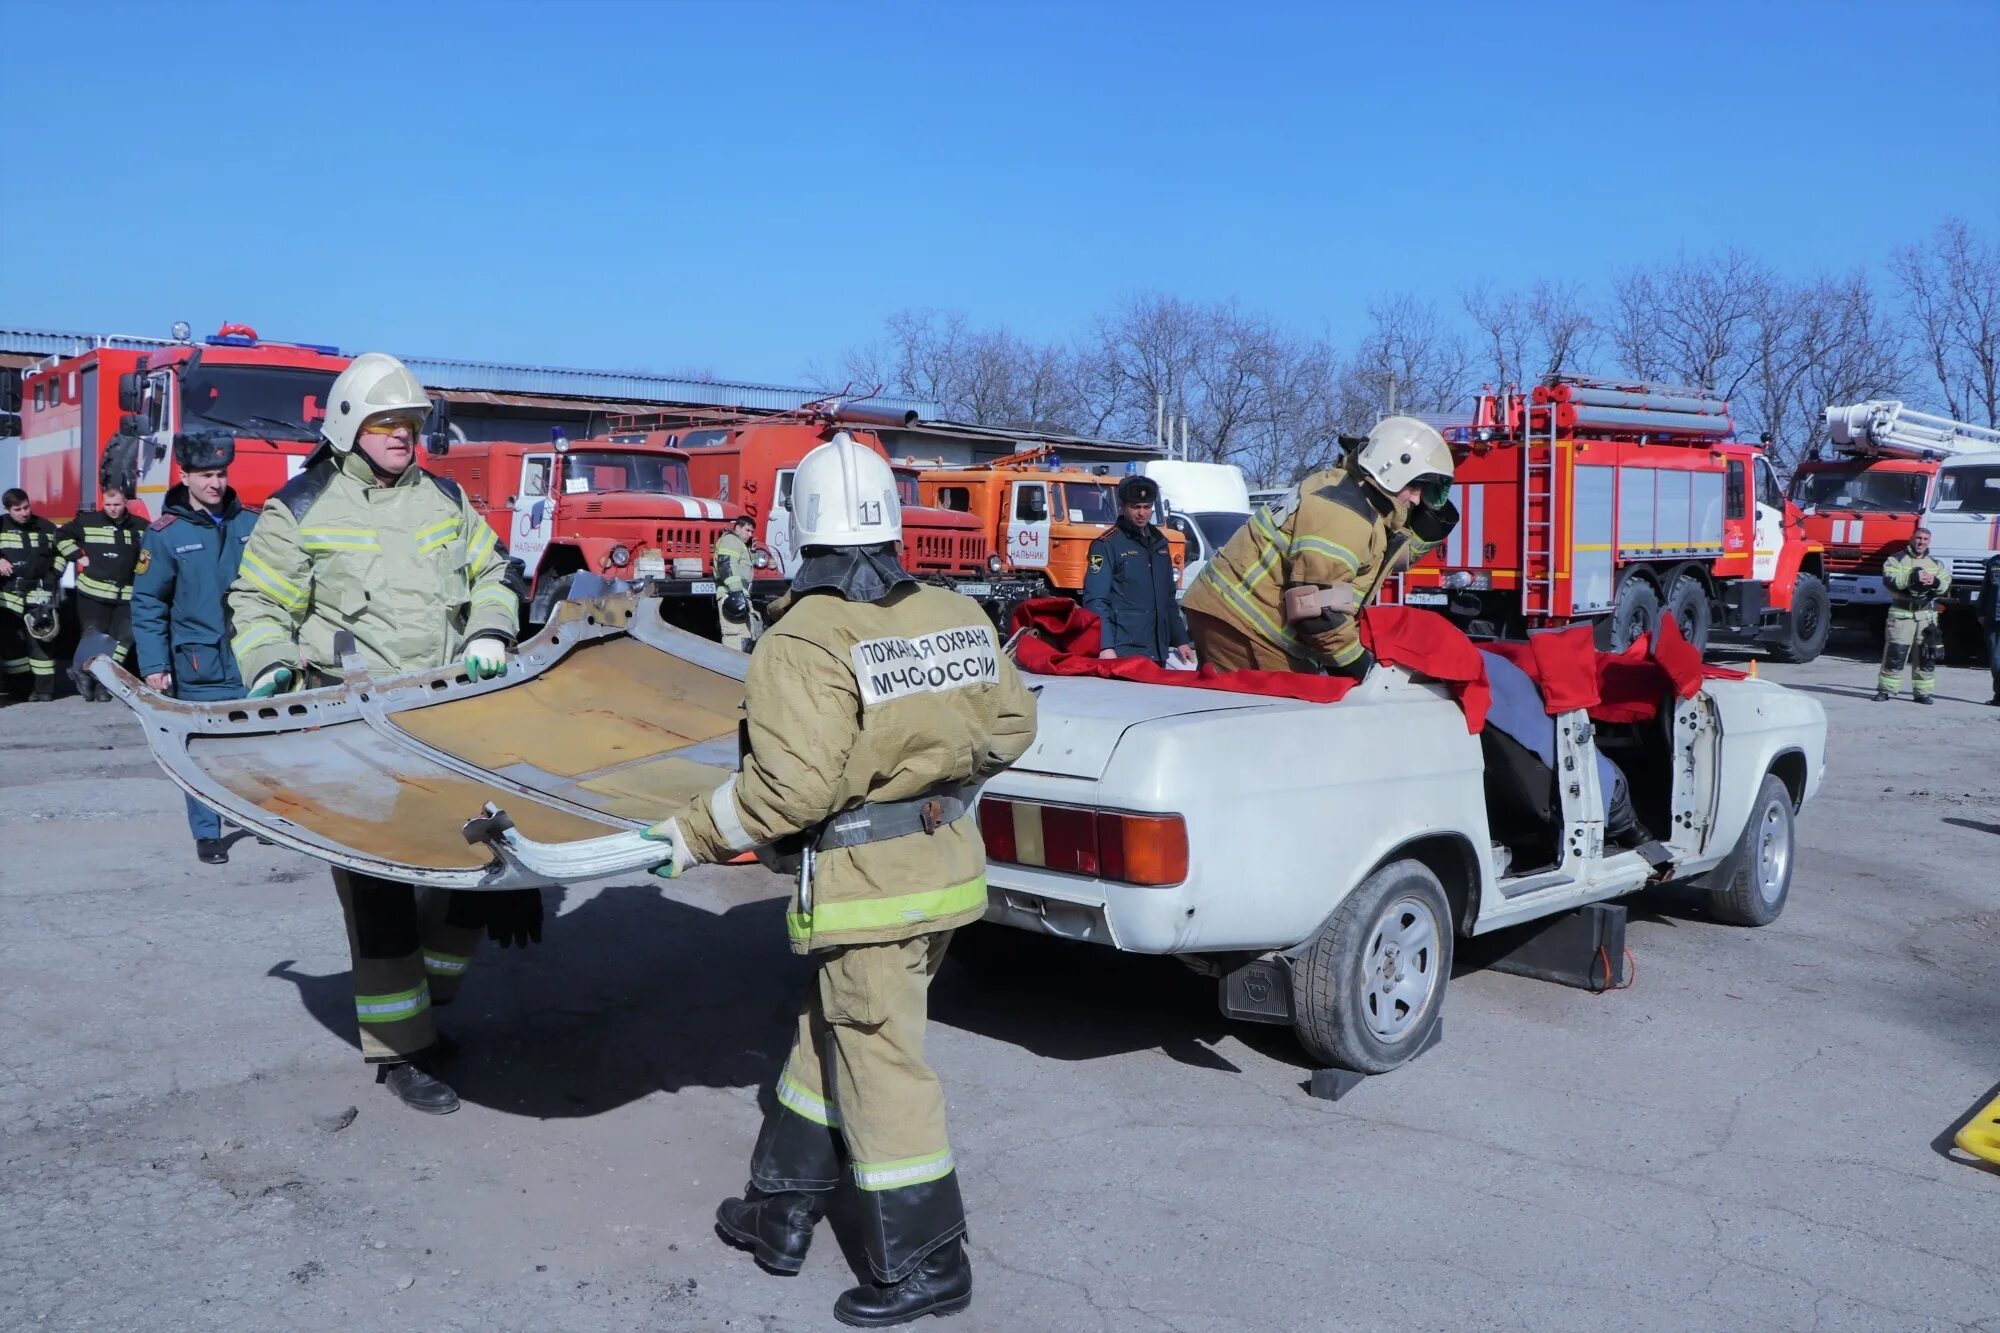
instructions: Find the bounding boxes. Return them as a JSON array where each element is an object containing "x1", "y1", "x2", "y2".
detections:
[
  {"x1": 1875, "y1": 525, "x2": 1950, "y2": 704},
  {"x1": 713, "y1": 513, "x2": 760, "y2": 651},
  {"x1": 1181, "y1": 415, "x2": 1457, "y2": 676},
  {"x1": 227, "y1": 352, "x2": 535, "y2": 1115},
  {"x1": 643, "y1": 432, "x2": 1037, "y2": 1327}
]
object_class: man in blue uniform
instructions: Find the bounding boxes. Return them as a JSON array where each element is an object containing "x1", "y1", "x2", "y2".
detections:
[
  {"x1": 131, "y1": 434, "x2": 260, "y2": 864},
  {"x1": 1081, "y1": 474, "x2": 1192, "y2": 666}
]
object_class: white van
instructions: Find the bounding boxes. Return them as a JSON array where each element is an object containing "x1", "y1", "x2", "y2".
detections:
[
  {"x1": 1922, "y1": 453, "x2": 2000, "y2": 615},
  {"x1": 1140, "y1": 460, "x2": 1252, "y2": 592}
]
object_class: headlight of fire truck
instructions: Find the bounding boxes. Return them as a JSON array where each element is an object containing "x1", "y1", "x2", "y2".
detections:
[
  {"x1": 633, "y1": 547, "x2": 668, "y2": 581},
  {"x1": 987, "y1": 552, "x2": 1004, "y2": 574},
  {"x1": 753, "y1": 546, "x2": 774, "y2": 570},
  {"x1": 608, "y1": 544, "x2": 632, "y2": 569}
]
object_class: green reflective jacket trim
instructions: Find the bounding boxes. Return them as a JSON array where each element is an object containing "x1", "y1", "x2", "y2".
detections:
[
  {"x1": 240, "y1": 550, "x2": 307, "y2": 609},
  {"x1": 231, "y1": 623, "x2": 287, "y2": 658},
  {"x1": 785, "y1": 876, "x2": 987, "y2": 942},
  {"x1": 777, "y1": 1069, "x2": 839, "y2": 1126},
  {"x1": 353, "y1": 984, "x2": 430, "y2": 1023},
  {"x1": 853, "y1": 1147, "x2": 955, "y2": 1191}
]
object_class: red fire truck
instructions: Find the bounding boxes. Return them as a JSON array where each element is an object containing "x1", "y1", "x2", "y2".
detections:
[
  {"x1": 1405, "y1": 375, "x2": 1829, "y2": 660},
  {"x1": 607, "y1": 403, "x2": 1005, "y2": 599},
  {"x1": 1790, "y1": 400, "x2": 2000, "y2": 614},
  {"x1": 424, "y1": 432, "x2": 781, "y2": 631},
  {"x1": 8, "y1": 325, "x2": 345, "y2": 521}
]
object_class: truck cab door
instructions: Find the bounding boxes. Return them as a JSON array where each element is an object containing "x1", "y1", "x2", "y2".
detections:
[
  {"x1": 1752, "y1": 456, "x2": 1785, "y2": 583},
  {"x1": 766, "y1": 467, "x2": 798, "y2": 576},
  {"x1": 138, "y1": 368, "x2": 177, "y2": 506},
  {"x1": 511, "y1": 453, "x2": 557, "y2": 581},
  {"x1": 1007, "y1": 480, "x2": 1052, "y2": 571}
]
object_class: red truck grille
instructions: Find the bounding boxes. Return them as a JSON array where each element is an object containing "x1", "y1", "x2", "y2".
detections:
[
  {"x1": 1824, "y1": 550, "x2": 1880, "y2": 574},
  {"x1": 905, "y1": 530, "x2": 985, "y2": 575},
  {"x1": 652, "y1": 525, "x2": 715, "y2": 559}
]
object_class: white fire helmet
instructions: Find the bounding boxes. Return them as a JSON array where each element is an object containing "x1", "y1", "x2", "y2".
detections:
[
  {"x1": 321, "y1": 352, "x2": 433, "y2": 455},
  {"x1": 1353, "y1": 415, "x2": 1454, "y2": 494},
  {"x1": 789, "y1": 431, "x2": 901, "y2": 550}
]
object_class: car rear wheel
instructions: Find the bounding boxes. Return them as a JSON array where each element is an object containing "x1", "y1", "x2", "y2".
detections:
[
  {"x1": 1290, "y1": 859, "x2": 1453, "y2": 1073},
  {"x1": 1702, "y1": 773, "x2": 1795, "y2": 927}
]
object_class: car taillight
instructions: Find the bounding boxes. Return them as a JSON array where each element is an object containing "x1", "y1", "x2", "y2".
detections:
[{"x1": 978, "y1": 796, "x2": 1188, "y2": 887}]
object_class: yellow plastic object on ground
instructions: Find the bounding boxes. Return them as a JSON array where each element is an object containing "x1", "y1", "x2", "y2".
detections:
[{"x1": 1956, "y1": 1090, "x2": 2000, "y2": 1166}]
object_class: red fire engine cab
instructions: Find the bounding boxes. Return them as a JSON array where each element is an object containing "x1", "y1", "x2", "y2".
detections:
[
  {"x1": 424, "y1": 431, "x2": 781, "y2": 632},
  {"x1": 1405, "y1": 374, "x2": 1829, "y2": 661},
  {"x1": 1791, "y1": 400, "x2": 2000, "y2": 613},
  {"x1": 607, "y1": 402, "x2": 1003, "y2": 599},
  {"x1": 9, "y1": 325, "x2": 345, "y2": 522}
]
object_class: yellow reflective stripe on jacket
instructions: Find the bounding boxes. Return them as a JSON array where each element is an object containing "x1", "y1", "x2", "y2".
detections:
[
  {"x1": 299, "y1": 527, "x2": 381, "y2": 553},
  {"x1": 240, "y1": 550, "x2": 308, "y2": 609},
  {"x1": 1290, "y1": 535, "x2": 1361, "y2": 574},
  {"x1": 468, "y1": 522, "x2": 498, "y2": 560},
  {"x1": 75, "y1": 574, "x2": 126, "y2": 600},
  {"x1": 852, "y1": 1147, "x2": 955, "y2": 1191},
  {"x1": 415, "y1": 516, "x2": 462, "y2": 555},
  {"x1": 422, "y1": 950, "x2": 470, "y2": 977},
  {"x1": 1196, "y1": 555, "x2": 1301, "y2": 657},
  {"x1": 785, "y1": 876, "x2": 986, "y2": 941},
  {"x1": 470, "y1": 584, "x2": 516, "y2": 610},
  {"x1": 231, "y1": 622, "x2": 288, "y2": 659},
  {"x1": 777, "y1": 1068, "x2": 839, "y2": 1126}
]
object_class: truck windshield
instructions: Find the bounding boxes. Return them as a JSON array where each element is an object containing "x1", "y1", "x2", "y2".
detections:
[
  {"x1": 180, "y1": 365, "x2": 336, "y2": 440},
  {"x1": 560, "y1": 451, "x2": 692, "y2": 496},
  {"x1": 1932, "y1": 465, "x2": 2000, "y2": 515},
  {"x1": 1058, "y1": 481, "x2": 1118, "y2": 525},
  {"x1": 1194, "y1": 512, "x2": 1249, "y2": 548},
  {"x1": 1792, "y1": 464, "x2": 1930, "y2": 513},
  {"x1": 895, "y1": 472, "x2": 921, "y2": 507}
]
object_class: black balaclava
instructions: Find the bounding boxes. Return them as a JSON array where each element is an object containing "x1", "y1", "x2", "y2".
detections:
[{"x1": 789, "y1": 542, "x2": 916, "y2": 604}]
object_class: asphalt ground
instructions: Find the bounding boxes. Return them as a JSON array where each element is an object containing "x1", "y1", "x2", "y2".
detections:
[{"x1": 3, "y1": 627, "x2": 1998, "y2": 1332}]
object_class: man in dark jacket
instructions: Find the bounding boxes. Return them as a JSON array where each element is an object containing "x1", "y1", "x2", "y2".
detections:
[
  {"x1": 131, "y1": 435, "x2": 260, "y2": 863},
  {"x1": 58, "y1": 481, "x2": 146, "y2": 700},
  {"x1": 1081, "y1": 474, "x2": 1192, "y2": 666},
  {"x1": 1979, "y1": 552, "x2": 2000, "y2": 706}
]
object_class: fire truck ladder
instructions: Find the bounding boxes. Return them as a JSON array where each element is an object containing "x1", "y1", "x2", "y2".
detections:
[{"x1": 1521, "y1": 409, "x2": 1559, "y2": 619}]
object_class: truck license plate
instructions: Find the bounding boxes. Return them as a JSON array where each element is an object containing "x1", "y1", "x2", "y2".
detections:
[
  {"x1": 1404, "y1": 591, "x2": 1448, "y2": 607},
  {"x1": 690, "y1": 581, "x2": 716, "y2": 595},
  {"x1": 956, "y1": 582, "x2": 992, "y2": 597}
]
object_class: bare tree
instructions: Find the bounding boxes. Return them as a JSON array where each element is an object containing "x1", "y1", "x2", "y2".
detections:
[
  {"x1": 1891, "y1": 217, "x2": 2000, "y2": 426},
  {"x1": 1462, "y1": 278, "x2": 1602, "y2": 390},
  {"x1": 1789, "y1": 270, "x2": 1907, "y2": 467},
  {"x1": 1340, "y1": 293, "x2": 1473, "y2": 430},
  {"x1": 1610, "y1": 248, "x2": 1773, "y2": 399}
]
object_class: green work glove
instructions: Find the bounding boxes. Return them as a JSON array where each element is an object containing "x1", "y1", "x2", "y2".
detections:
[
  {"x1": 246, "y1": 666, "x2": 295, "y2": 699},
  {"x1": 1420, "y1": 477, "x2": 1453, "y2": 510},
  {"x1": 641, "y1": 817, "x2": 688, "y2": 879},
  {"x1": 463, "y1": 636, "x2": 508, "y2": 682}
]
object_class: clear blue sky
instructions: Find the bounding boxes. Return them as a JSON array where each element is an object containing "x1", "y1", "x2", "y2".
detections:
[{"x1": 4, "y1": 0, "x2": 1995, "y2": 386}]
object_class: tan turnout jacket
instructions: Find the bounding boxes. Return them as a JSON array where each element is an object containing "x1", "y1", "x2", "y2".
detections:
[{"x1": 675, "y1": 582, "x2": 1038, "y2": 954}]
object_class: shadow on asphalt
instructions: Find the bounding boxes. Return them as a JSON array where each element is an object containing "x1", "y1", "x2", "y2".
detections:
[
  {"x1": 1943, "y1": 816, "x2": 2000, "y2": 837},
  {"x1": 265, "y1": 885, "x2": 808, "y2": 1119}
]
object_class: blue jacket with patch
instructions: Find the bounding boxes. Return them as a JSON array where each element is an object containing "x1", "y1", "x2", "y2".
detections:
[
  {"x1": 131, "y1": 486, "x2": 259, "y2": 688},
  {"x1": 1081, "y1": 517, "x2": 1190, "y2": 663}
]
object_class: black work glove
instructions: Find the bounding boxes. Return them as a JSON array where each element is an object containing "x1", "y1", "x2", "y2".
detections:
[
  {"x1": 1326, "y1": 648, "x2": 1376, "y2": 681},
  {"x1": 485, "y1": 888, "x2": 545, "y2": 948},
  {"x1": 1406, "y1": 496, "x2": 1459, "y2": 545}
]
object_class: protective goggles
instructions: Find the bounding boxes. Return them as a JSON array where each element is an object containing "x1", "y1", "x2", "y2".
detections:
[
  {"x1": 1418, "y1": 477, "x2": 1454, "y2": 509},
  {"x1": 359, "y1": 413, "x2": 425, "y2": 439}
]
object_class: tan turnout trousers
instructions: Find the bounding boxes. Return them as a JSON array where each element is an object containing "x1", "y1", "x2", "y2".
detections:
[
  {"x1": 750, "y1": 934, "x2": 958, "y2": 1279},
  {"x1": 334, "y1": 869, "x2": 485, "y2": 1062}
]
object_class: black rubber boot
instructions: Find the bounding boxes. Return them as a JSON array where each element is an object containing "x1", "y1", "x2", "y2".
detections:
[
  {"x1": 29, "y1": 679, "x2": 53, "y2": 702},
  {"x1": 715, "y1": 1188, "x2": 824, "y2": 1274},
  {"x1": 379, "y1": 1060, "x2": 460, "y2": 1114},
  {"x1": 196, "y1": 839, "x2": 229, "y2": 865},
  {"x1": 1872, "y1": 689, "x2": 1891, "y2": 702},
  {"x1": 834, "y1": 1239, "x2": 972, "y2": 1327},
  {"x1": 1915, "y1": 694, "x2": 1934, "y2": 705}
]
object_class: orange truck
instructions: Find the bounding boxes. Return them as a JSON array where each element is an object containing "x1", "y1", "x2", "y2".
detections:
[
  {"x1": 916, "y1": 447, "x2": 1185, "y2": 600},
  {"x1": 607, "y1": 404, "x2": 1009, "y2": 601},
  {"x1": 424, "y1": 432, "x2": 781, "y2": 631},
  {"x1": 8, "y1": 324, "x2": 345, "y2": 522},
  {"x1": 1403, "y1": 375, "x2": 1828, "y2": 660}
]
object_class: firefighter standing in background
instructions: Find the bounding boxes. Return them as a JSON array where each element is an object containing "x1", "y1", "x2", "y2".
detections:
[
  {"x1": 0, "y1": 487, "x2": 66, "y2": 702},
  {"x1": 1181, "y1": 416, "x2": 1458, "y2": 677},
  {"x1": 227, "y1": 352, "x2": 533, "y2": 1115},
  {"x1": 1080, "y1": 473, "x2": 1192, "y2": 666},
  {"x1": 644, "y1": 433, "x2": 1037, "y2": 1327},
  {"x1": 130, "y1": 436, "x2": 261, "y2": 861},
  {"x1": 58, "y1": 480, "x2": 147, "y2": 701},
  {"x1": 1875, "y1": 526, "x2": 1949, "y2": 704},
  {"x1": 714, "y1": 512, "x2": 760, "y2": 651}
]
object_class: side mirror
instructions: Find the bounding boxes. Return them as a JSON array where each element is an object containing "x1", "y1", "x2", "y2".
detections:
[
  {"x1": 118, "y1": 373, "x2": 144, "y2": 413},
  {"x1": 424, "y1": 397, "x2": 453, "y2": 456},
  {"x1": 529, "y1": 500, "x2": 548, "y2": 529}
]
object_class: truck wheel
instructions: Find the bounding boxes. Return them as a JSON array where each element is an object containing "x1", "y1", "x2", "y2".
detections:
[
  {"x1": 1662, "y1": 572, "x2": 1712, "y2": 652},
  {"x1": 1702, "y1": 773, "x2": 1794, "y2": 927},
  {"x1": 1767, "y1": 573, "x2": 1830, "y2": 663},
  {"x1": 1597, "y1": 576, "x2": 1660, "y2": 652},
  {"x1": 1290, "y1": 859, "x2": 1453, "y2": 1073}
]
